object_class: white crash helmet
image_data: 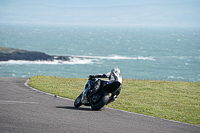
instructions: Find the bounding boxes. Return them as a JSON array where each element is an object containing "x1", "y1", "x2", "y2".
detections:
[{"x1": 111, "y1": 68, "x2": 120, "y2": 75}]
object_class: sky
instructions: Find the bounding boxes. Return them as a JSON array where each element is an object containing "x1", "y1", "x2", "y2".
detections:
[
  {"x1": 1, "y1": 0, "x2": 198, "y2": 7},
  {"x1": 0, "y1": 0, "x2": 168, "y2": 7},
  {"x1": 0, "y1": 0, "x2": 200, "y2": 26}
]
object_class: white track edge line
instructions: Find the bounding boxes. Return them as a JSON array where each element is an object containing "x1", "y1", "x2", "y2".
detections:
[
  {"x1": 24, "y1": 79, "x2": 74, "y2": 102},
  {"x1": 24, "y1": 79, "x2": 200, "y2": 128}
]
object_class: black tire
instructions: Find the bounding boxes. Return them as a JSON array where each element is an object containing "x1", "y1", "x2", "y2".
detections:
[
  {"x1": 74, "y1": 93, "x2": 82, "y2": 107},
  {"x1": 91, "y1": 92, "x2": 109, "y2": 110}
]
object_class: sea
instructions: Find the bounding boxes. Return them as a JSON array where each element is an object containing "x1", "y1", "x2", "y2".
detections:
[{"x1": 0, "y1": 23, "x2": 200, "y2": 82}]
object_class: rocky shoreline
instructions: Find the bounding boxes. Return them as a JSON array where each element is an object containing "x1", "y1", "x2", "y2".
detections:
[{"x1": 0, "y1": 47, "x2": 71, "y2": 61}]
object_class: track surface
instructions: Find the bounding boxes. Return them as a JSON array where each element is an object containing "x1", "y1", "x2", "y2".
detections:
[{"x1": 0, "y1": 77, "x2": 199, "y2": 133}]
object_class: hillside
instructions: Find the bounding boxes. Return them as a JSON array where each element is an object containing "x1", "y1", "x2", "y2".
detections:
[{"x1": 0, "y1": 47, "x2": 70, "y2": 61}]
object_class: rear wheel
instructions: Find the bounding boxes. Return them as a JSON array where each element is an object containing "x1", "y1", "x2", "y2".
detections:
[
  {"x1": 74, "y1": 93, "x2": 82, "y2": 107},
  {"x1": 91, "y1": 91, "x2": 109, "y2": 110}
]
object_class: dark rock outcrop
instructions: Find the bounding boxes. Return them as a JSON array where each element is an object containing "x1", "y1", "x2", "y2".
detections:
[{"x1": 0, "y1": 47, "x2": 70, "y2": 61}]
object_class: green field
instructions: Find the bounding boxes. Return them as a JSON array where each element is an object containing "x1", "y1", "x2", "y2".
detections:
[{"x1": 28, "y1": 75, "x2": 200, "y2": 125}]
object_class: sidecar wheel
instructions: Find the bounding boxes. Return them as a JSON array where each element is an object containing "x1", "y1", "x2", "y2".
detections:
[{"x1": 74, "y1": 93, "x2": 82, "y2": 107}]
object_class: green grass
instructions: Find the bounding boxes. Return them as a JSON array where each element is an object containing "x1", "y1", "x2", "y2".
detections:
[{"x1": 28, "y1": 75, "x2": 200, "y2": 125}]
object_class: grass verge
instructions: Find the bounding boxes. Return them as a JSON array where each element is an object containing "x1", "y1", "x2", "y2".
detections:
[{"x1": 28, "y1": 75, "x2": 200, "y2": 125}]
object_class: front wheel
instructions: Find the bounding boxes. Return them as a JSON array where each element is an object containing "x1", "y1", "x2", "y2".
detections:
[
  {"x1": 91, "y1": 91, "x2": 109, "y2": 110},
  {"x1": 74, "y1": 93, "x2": 82, "y2": 107}
]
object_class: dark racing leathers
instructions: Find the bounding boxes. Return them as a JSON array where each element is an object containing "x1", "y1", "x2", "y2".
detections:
[{"x1": 89, "y1": 72, "x2": 122, "y2": 104}]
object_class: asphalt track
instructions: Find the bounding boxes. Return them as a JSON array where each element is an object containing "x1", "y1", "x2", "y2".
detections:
[{"x1": 0, "y1": 77, "x2": 199, "y2": 133}]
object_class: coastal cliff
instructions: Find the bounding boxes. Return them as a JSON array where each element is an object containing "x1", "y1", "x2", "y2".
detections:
[{"x1": 0, "y1": 47, "x2": 70, "y2": 61}]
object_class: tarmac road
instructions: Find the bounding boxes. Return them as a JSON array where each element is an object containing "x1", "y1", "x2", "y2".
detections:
[{"x1": 0, "y1": 77, "x2": 199, "y2": 133}]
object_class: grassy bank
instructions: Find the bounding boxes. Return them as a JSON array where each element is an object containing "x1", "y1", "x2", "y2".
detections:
[{"x1": 28, "y1": 75, "x2": 200, "y2": 125}]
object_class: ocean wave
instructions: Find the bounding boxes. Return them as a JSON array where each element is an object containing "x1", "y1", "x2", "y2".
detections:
[
  {"x1": 0, "y1": 55, "x2": 155, "y2": 65},
  {"x1": 168, "y1": 76, "x2": 185, "y2": 80},
  {"x1": 0, "y1": 59, "x2": 95, "y2": 65},
  {"x1": 76, "y1": 55, "x2": 155, "y2": 61},
  {"x1": 166, "y1": 56, "x2": 200, "y2": 60}
]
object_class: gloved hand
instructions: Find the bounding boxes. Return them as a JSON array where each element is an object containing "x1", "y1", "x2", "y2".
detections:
[{"x1": 89, "y1": 75, "x2": 95, "y2": 80}]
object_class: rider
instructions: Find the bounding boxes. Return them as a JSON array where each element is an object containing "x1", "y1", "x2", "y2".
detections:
[{"x1": 89, "y1": 68, "x2": 122, "y2": 104}]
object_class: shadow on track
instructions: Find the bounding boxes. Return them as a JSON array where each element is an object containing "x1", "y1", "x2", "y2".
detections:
[{"x1": 56, "y1": 106, "x2": 95, "y2": 111}]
